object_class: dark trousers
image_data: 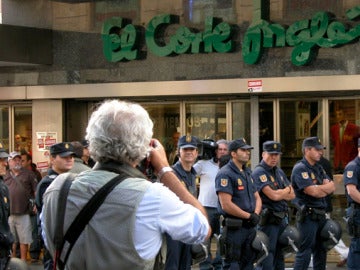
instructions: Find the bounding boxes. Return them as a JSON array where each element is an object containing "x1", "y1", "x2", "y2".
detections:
[
  {"x1": 164, "y1": 233, "x2": 192, "y2": 270},
  {"x1": 256, "y1": 218, "x2": 287, "y2": 270},
  {"x1": 222, "y1": 226, "x2": 256, "y2": 270},
  {"x1": 199, "y1": 207, "x2": 222, "y2": 270},
  {"x1": 348, "y1": 210, "x2": 360, "y2": 270},
  {"x1": 29, "y1": 214, "x2": 41, "y2": 260},
  {"x1": 294, "y1": 216, "x2": 327, "y2": 270}
]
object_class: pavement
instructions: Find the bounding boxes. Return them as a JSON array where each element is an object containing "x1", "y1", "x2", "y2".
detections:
[{"x1": 24, "y1": 261, "x2": 344, "y2": 269}]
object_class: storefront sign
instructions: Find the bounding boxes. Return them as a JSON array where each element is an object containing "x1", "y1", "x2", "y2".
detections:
[
  {"x1": 248, "y1": 80, "x2": 262, "y2": 92},
  {"x1": 36, "y1": 132, "x2": 57, "y2": 151},
  {"x1": 102, "y1": 5, "x2": 360, "y2": 66}
]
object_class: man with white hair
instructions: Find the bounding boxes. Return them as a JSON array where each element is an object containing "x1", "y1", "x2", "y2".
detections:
[{"x1": 41, "y1": 100, "x2": 211, "y2": 270}]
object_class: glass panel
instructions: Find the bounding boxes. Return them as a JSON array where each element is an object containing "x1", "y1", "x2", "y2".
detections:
[
  {"x1": 232, "y1": 102, "x2": 250, "y2": 141},
  {"x1": 185, "y1": 103, "x2": 226, "y2": 141},
  {"x1": 329, "y1": 100, "x2": 360, "y2": 174},
  {"x1": 259, "y1": 101, "x2": 274, "y2": 157},
  {"x1": 14, "y1": 106, "x2": 32, "y2": 155},
  {"x1": 142, "y1": 103, "x2": 180, "y2": 164},
  {"x1": 280, "y1": 100, "x2": 323, "y2": 177},
  {"x1": 0, "y1": 107, "x2": 9, "y2": 151}
]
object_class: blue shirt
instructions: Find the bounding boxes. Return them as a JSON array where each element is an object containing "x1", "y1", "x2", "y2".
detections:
[
  {"x1": 343, "y1": 156, "x2": 360, "y2": 205},
  {"x1": 252, "y1": 160, "x2": 290, "y2": 212},
  {"x1": 215, "y1": 160, "x2": 256, "y2": 216},
  {"x1": 291, "y1": 158, "x2": 329, "y2": 209}
]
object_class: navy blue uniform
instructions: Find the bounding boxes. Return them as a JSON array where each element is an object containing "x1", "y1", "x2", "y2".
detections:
[
  {"x1": 291, "y1": 158, "x2": 330, "y2": 270},
  {"x1": 253, "y1": 160, "x2": 291, "y2": 270},
  {"x1": 164, "y1": 161, "x2": 197, "y2": 270},
  {"x1": 35, "y1": 169, "x2": 58, "y2": 270},
  {"x1": 343, "y1": 156, "x2": 360, "y2": 270},
  {"x1": 215, "y1": 160, "x2": 257, "y2": 270}
]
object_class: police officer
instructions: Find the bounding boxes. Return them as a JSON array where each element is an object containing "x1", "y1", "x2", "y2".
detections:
[
  {"x1": 0, "y1": 144, "x2": 12, "y2": 269},
  {"x1": 215, "y1": 138, "x2": 262, "y2": 270},
  {"x1": 164, "y1": 135, "x2": 200, "y2": 270},
  {"x1": 344, "y1": 138, "x2": 360, "y2": 270},
  {"x1": 252, "y1": 141, "x2": 295, "y2": 270},
  {"x1": 291, "y1": 137, "x2": 335, "y2": 270},
  {"x1": 35, "y1": 142, "x2": 74, "y2": 270}
]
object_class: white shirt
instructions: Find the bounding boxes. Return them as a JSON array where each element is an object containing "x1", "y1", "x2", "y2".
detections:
[{"x1": 194, "y1": 159, "x2": 219, "y2": 208}]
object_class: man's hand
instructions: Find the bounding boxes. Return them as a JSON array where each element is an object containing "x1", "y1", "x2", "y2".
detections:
[
  {"x1": 248, "y1": 213, "x2": 260, "y2": 227},
  {"x1": 148, "y1": 139, "x2": 170, "y2": 173}
]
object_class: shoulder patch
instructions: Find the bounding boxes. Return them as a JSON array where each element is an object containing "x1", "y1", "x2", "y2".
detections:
[
  {"x1": 260, "y1": 174, "x2": 267, "y2": 182},
  {"x1": 301, "y1": 172, "x2": 309, "y2": 179},
  {"x1": 347, "y1": 171, "x2": 354, "y2": 178},
  {"x1": 221, "y1": 178, "x2": 228, "y2": 187}
]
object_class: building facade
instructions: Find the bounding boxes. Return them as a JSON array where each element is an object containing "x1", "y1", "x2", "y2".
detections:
[{"x1": 0, "y1": 1, "x2": 358, "y2": 249}]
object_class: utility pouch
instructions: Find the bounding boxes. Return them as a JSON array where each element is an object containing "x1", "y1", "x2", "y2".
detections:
[
  {"x1": 259, "y1": 208, "x2": 269, "y2": 226},
  {"x1": 225, "y1": 218, "x2": 243, "y2": 229},
  {"x1": 215, "y1": 233, "x2": 227, "y2": 258},
  {"x1": 268, "y1": 211, "x2": 286, "y2": 225},
  {"x1": 309, "y1": 208, "x2": 326, "y2": 221},
  {"x1": 296, "y1": 205, "x2": 306, "y2": 223},
  {"x1": 347, "y1": 216, "x2": 354, "y2": 236}
]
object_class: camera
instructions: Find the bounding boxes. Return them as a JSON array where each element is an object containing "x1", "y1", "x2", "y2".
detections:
[
  {"x1": 137, "y1": 156, "x2": 157, "y2": 182},
  {"x1": 197, "y1": 139, "x2": 218, "y2": 160}
]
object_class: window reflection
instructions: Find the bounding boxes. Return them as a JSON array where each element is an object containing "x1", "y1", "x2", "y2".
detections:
[
  {"x1": 142, "y1": 103, "x2": 180, "y2": 164},
  {"x1": 0, "y1": 107, "x2": 9, "y2": 151},
  {"x1": 185, "y1": 103, "x2": 226, "y2": 141},
  {"x1": 280, "y1": 100, "x2": 323, "y2": 177},
  {"x1": 232, "y1": 102, "x2": 250, "y2": 141},
  {"x1": 329, "y1": 100, "x2": 360, "y2": 174},
  {"x1": 14, "y1": 106, "x2": 32, "y2": 155}
]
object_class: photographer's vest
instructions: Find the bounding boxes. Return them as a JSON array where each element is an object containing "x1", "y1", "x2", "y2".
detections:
[{"x1": 52, "y1": 169, "x2": 155, "y2": 270}]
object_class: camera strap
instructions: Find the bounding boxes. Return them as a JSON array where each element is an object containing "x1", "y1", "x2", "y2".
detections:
[{"x1": 54, "y1": 162, "x2": 145, "y2": 270}]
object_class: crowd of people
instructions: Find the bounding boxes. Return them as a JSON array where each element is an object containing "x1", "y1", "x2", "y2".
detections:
[{"x1": 0, "y1": 99, "x2": 360, "y2": 270}]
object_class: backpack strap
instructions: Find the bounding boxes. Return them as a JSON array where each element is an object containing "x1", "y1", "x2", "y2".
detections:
[{"x1": 53, "y1": 171, "x2": 129, "y2": 270}]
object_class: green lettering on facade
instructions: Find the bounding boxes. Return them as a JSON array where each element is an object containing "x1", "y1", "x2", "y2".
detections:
[
  {"x1": 101, "y1": 17, "x2": 140, "y2": 62},
  {"x1": 101, "y1": 4, "x2": 360, "y2": 66}
]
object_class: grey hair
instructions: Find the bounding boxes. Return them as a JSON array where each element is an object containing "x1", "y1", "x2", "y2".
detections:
[
  {"x1": 85, "y1": 100, "x2": 153, "y2": 164},
  {"x1": 216, "y1": 139, "x2": 228, "y2": 146}
]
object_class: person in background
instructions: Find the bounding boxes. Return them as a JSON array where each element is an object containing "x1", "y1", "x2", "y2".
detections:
[
  {"x1": 330, "y1": 108, "x2": 360, "y2": 173},
  {"x1": 252, "y1": 141, "x2": 295, "y2": 270},
  {"x1": 215, "y1": 138, "x2": 262, "y2": 270},
  {"x1": 20, "y1": 152, "x2": 42, "y2": 263},
  {"x1": 165, "y1": 135, "x2": 201, "y2": 270},
  {"x1": 343, "y1": 138, "x2": 360, "y2": 270},
  {"x1": 35, "y1": 142, "x2": 74, "y2": 270},
  {"x1": 0, "y1": 144, "x2": 12, "y2": 269},
  {"x1": 81, "y1": 140, "x2": 95, "y2": 168},
  {"x1": 4, "y1": 152, "x2": 37, "y2": 262},
  {"x1": 194, "y1": 139, "x2": 229, "y2": 270},
  {"x1": 167, "y1": 131, "x2": 181, "y2": 165},
  {"x1": 21, "y1": 153, "x2": 42, "y2": 182},
  {"x1": 70, "y1": 141, "x2": 91, "y2": 174},
  {"x1": 41, "y1": 100, "x2": 210, "y2": 270},
  {"x1": 291, "y1": 137, "x2": 335, "y2": 270}
]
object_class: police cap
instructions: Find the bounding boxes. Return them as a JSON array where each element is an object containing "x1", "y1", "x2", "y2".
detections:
[
  {"x1": 178, "y1": 135, "x2": 199, "y2": 149},
  {"x1": 302, "y1": 136, "x2": 326, "y2": 150},
  {"x1": 50, "y1": 142, "x2": 74, "y2": 157},
  {"x1": 263, "y1": 141, "x2": 282, "y2": 154},
  {"x1": 228, "y1": 138, "x2": 253, "y2": 152}
]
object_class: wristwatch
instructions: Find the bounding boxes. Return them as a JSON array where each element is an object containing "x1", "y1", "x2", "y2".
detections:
[{"x1": 157, "y1": 166, "x2": 173, "y2": 181}]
